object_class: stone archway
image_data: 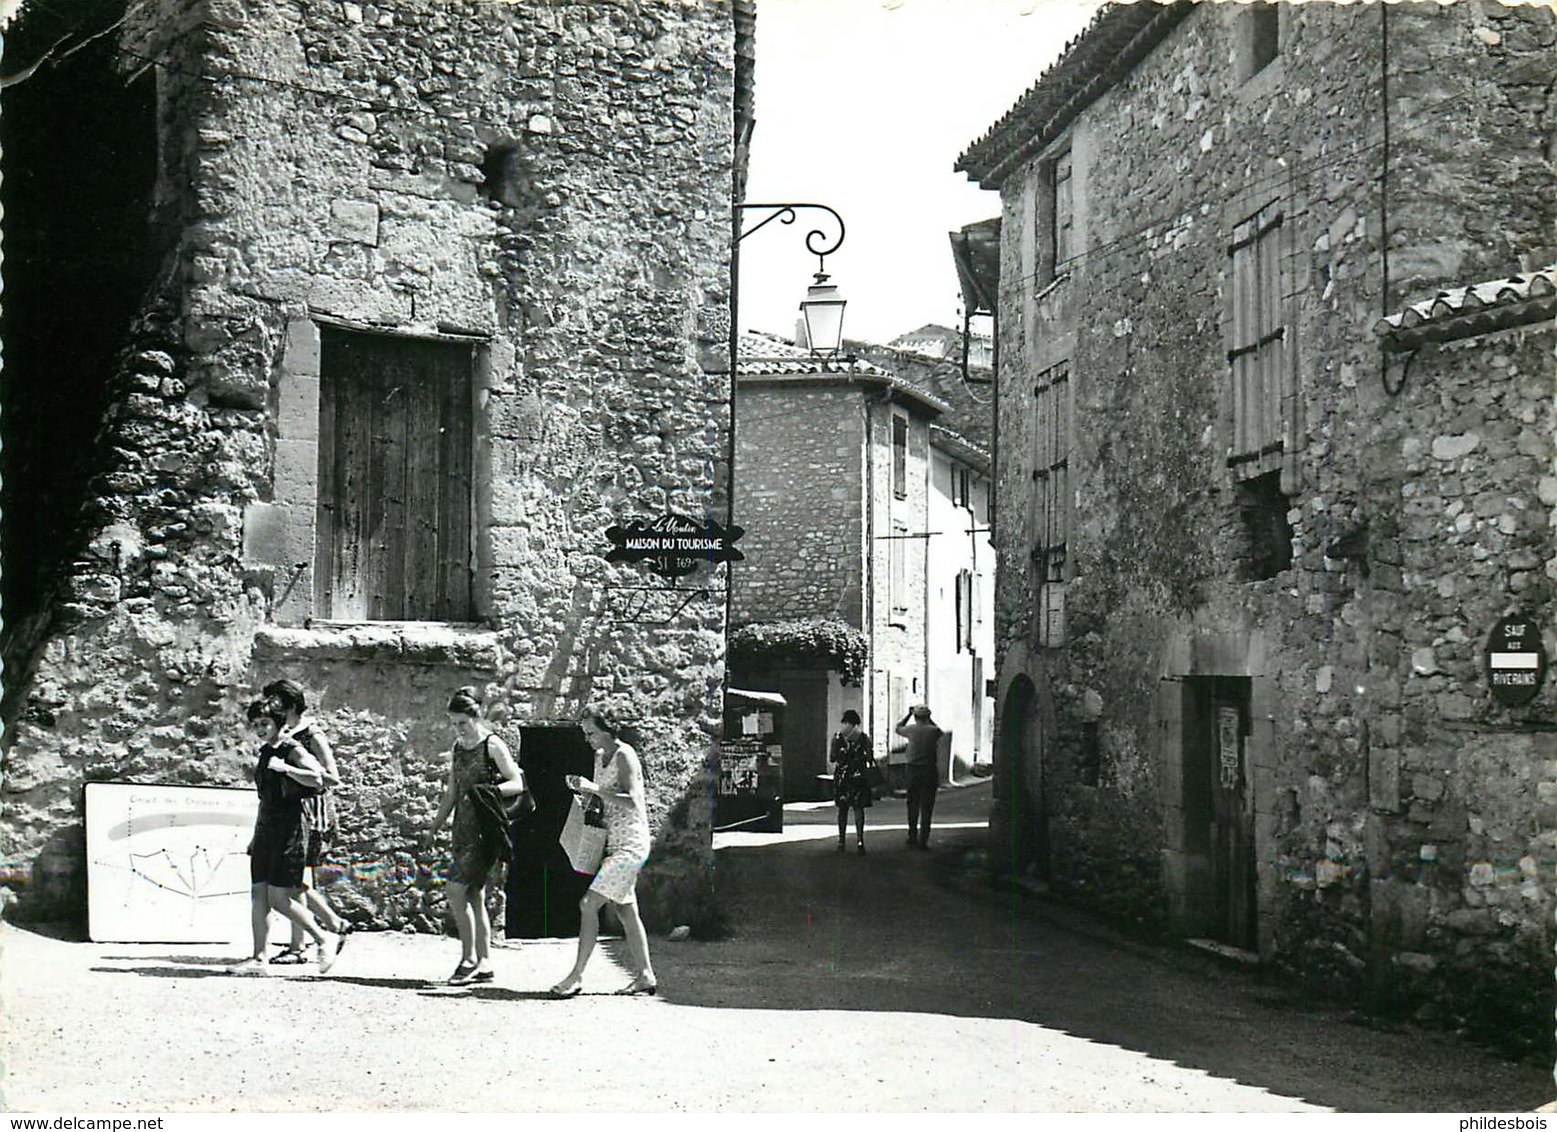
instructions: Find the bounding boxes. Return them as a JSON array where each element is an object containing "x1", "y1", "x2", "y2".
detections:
[{"x1": 994, "y1": 674, "x2": 1049, "y2": 878}]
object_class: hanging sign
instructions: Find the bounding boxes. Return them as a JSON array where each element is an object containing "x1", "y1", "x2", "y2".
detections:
[
  {"x1": 1484, "y1": 615, "x2": 1547, "y2": 707},
  {"x1": 605, "y1": 513, "x2": 744, "y2": 579}
]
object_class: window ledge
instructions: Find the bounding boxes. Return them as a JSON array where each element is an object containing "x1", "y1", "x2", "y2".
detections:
[{"x1": 254, "y1": 621, "x2": 502, "y2": 669}]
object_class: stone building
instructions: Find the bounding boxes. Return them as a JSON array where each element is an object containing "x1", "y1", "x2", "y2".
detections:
[
  {"x1": 728, "y1": 332, "x2": 995, "y2": 795},
  {"x1": 957, "y1": 0, "x2": 1555, "y2": 1049},
  {"x1": 1, "y1": 0, "x2": 748, "y2": 936}
]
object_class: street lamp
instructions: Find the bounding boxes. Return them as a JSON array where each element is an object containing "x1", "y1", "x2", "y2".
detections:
[
  {"x1": 800, "y1": 271, "x2": 846, "y2": 358},
  {"x1": 726, "y1": 201, "x2": 848, "y2": 528}
]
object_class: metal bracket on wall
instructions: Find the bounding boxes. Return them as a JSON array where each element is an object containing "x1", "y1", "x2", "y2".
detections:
[{"x1": 602, "y1": 584, "x2": 724, "y2": 626}]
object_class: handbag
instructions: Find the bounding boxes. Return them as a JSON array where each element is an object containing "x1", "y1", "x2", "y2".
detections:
[
  {"x1": 863, "y1": 759, "x2": 886, "y2": 792},
  {"x1": 559, "y1": 793, "x2": 608, "y2": 875},
  {"x1": 477, "y1": 737, "x2": 536, "y2": 822}
]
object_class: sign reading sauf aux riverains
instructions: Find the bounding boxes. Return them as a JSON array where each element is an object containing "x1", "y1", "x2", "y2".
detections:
[
  {"x1": 1483, "y1": 614, "x2": 1548, "y2": 707},
  {"x1": 605, "y1": 513, "x2": 744, "y2": 579}
]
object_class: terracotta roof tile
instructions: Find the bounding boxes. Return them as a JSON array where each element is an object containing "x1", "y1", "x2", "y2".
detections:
[{"x1": 1375, "y1": 265, "x2": 1557, "y2": 348}]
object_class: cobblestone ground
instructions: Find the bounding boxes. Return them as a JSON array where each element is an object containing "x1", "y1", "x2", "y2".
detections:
[{"x1": 1, "y1": 780, "x2": 1550, "y2": 1112}]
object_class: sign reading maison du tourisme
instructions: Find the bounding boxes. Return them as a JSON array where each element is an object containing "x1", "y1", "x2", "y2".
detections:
[
  {"x1": 1483, "y1": 614, "x2": 1548, "y2": 707},
  {"x1": 605, "y1": 513, "x2": 744, "y2": 579}
]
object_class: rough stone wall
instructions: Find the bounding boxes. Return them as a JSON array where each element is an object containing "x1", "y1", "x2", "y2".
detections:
[
  {"x1": 2, "y1": 0, "x2": 737, "y2": 934},
  {"x1": 987, "y1": 0, "x2": 1555, "y2": 1047},
  {"x1": 730, "y1": 382, "x2": 865, "y2": 628}
]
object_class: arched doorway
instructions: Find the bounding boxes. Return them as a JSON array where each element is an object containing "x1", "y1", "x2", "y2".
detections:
[{"x1": 995, "y1": 675, "x2": 1049, "y2": 878}]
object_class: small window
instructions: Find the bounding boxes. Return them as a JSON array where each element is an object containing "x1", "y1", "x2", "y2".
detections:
[
  {"x1": 955, "y1": 569, "x2": 974, "y2": 653},
  {"x1": 1243, "y1": 3, "x2": 1280, "y2": 80},
  {"x1": 892, "y1": 413, "x2": 909, "y2": 500},
  {"x1": 1037, "y1": 150, "x2": 1074, "y2": 286},
  {"x1": 1053, "y1": 151, "x2": 1073, "y2": 269},
  {"x1": 316, "y1": 328, "x2": 476, "y2": 621},
  {"x1": 1236, "y1": 470, "x2": 1292, "y2": 581}
]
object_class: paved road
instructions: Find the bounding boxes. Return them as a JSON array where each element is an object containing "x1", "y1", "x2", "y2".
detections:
[{"x1": 1, "y1": 779, "x2": 1549, "y2": 1112}]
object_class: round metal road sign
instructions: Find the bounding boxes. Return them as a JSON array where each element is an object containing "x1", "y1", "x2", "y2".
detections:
[{"x1": 1484, "y1": 615, "x2": 1547, "y2": 707}]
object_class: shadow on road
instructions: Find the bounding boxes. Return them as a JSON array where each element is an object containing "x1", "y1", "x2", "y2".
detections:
[{"x1": 655, "y1": 807, "x2": 1550, "y2": 1114}]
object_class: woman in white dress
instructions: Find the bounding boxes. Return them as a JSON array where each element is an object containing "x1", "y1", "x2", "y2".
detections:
[{"x1": 549, "y1": 712, "x2": 657, "y2": 998}]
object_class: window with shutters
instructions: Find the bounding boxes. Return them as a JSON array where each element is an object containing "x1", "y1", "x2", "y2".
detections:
[
  {"x1": 892, "y1": 411, "x2": 909, "y2": 500},
  {"x1": 955, "y1": 569, "x2": 974, "y2": 653},
  {"x1": 1036, "y1": 150, "x2": 1074, "y2": 287},
  {"x1": 315, "y1": 328, "x2": 476, "y2": 621},
  {"x1": 889, "y1": 522, "x2": 908, "y2": 624},
  {"x1": 1029, "y1": 360, "x2": 1069, "y2": 648},
  {"x1": 1227, "y1": 202, "x2": 1288, "y2": 481}
]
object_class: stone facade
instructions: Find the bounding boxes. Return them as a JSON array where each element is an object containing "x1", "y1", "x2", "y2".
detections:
[
  {"x1": 729, "y1": 335, "x2": 952, "y2": 791},
  {"x1": 960, "y1": 0, "x2": 1555, "y2": 1051},
  {"x1": 1, "y1": 0, "x2": 743, "y2": 935}
]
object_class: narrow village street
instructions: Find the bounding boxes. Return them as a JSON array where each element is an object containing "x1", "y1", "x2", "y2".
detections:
[{"x1": 2, "y1": 779, "x2": 1548, "y2": 1114}]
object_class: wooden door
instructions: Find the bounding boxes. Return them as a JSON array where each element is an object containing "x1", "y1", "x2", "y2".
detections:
[
  {"x1": 1208, "y1": 677, "x2": 1256, "y2": 949},
  {"x1": 316, "y1": 329, "x2": 475, "y2": 621}
]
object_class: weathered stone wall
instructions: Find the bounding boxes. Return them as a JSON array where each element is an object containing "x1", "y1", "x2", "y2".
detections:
[
  {"x1": 730, "y1": 382, "x2": 865, "y2": 628},
  {"x1": 987, "y1": 0, "x2": 1555, "y2": 1047},
  {"x1": 2, "y1": 0, "x2": 737, "y2": 935}
]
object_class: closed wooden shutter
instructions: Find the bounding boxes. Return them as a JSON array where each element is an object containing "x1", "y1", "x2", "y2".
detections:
[{"x1": 315, "y1": 329, "x2": 475, "y2": 621}]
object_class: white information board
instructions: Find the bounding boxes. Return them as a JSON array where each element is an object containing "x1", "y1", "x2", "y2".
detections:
[{"x1": 85, "y1": 782, "x2": 258, "y2": 943}]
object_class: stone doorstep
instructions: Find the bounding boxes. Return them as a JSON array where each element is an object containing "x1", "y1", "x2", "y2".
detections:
[{"x1": 1184, "y1": 937, "x2": 1262, "y2": 967}]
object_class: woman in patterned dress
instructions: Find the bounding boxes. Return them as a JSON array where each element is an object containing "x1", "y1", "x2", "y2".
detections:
[
  {"x1": 231, "y1": 697, "x2": 342, "y2": 975},
  {"x1": 264, "y1": 679, "x2": 351, "y2": 964},
  {"x1": 830, "y1": 709, "x2": 875, "y2": 855},
  {"x1": 426, "y1": 686, "x2": 525, "y2": 985},
  {"x1": 549, "y1": 711, "x2": 656, "y2": 998}
]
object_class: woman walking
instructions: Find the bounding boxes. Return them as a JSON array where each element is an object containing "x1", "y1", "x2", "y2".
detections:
[
  {"x1": 264, "y1": 678, "x2": 350, "y2": 964},
  {"x1": 425, "y1": 686, "x2": 526, "y2": 985},
  {"x1": 829, "y1": 709, "x2": 875, "y2": 854},
  {"x1": 233, "y1": 697, "x2": 342, "y2": 974},
  {"x1": 549, "y1": 711, "x2": 656, "y2": 998}
]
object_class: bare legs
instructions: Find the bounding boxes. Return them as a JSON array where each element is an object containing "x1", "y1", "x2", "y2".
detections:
[
  {"x1": 288, "y1": 888, "x2": 345, "y2": 949},
  {"x1": 243, "y1": 883, "x2": 339, "y2": 972},
  {"x1": 552, "y1": 889, "x2": 655, "y2": 995},
  {"x1": 445, "y1": 879, "x2": 492, "y2": 972}
]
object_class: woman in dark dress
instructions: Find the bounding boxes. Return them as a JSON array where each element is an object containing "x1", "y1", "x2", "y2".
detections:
[
  {"x1": 232, "y1": 697, "x2": 343, "y2": 975},
  {"x1": 425, "y1": 686, "x2": 525, "y2": 986},
  {"x1": 830, "y1": 709, "x2": 876, "y2": 855},
  {"x1": 264, "y1": 678, "x2": 350, "y2": 964}
]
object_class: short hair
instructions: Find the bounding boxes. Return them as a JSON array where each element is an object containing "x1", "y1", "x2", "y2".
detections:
[
  {"x1": 840, "y1": 709, "x2": 861, "y2": 726},
  {"x1": 262, "y1": 678, "x2": 306, "y2": 715},
  {"x1": 582, "y1": 709, "x2": 619, "y2": 736},
  {"x1": 246, "y1": 697, "x2": 290, "y2": 727},
  {"x1": 447, "y1": 686, "x2": 483, "y2": 717}
]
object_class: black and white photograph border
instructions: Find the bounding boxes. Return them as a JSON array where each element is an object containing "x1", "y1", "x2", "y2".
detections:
[{"x1": 0, "y1": 0, "x2": 1553, "y2": 1116}]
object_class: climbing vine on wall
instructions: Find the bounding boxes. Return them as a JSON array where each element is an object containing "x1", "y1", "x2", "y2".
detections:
[{"x1": 728, "y1": 618, "x2": 868, "y2": 686}]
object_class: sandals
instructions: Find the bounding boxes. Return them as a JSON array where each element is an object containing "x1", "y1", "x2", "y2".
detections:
[
  {"x1": 270, "y1": 947, "x2": 309, "y2": 966},
  {"x1": 548, "y1": 978, "x2": 582, "y2": 999},
  {"x1": 448, "y1": 961, "x2": 479, "y2": 986},
  {"x1": 613, "y1": 976, "x2": 657, "y2": 996}
]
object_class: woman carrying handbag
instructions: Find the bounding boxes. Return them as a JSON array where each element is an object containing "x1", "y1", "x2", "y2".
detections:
[
  {"x1": 830, "y1": 709, "x2": 877, "y2": 855},
  {"x1": 424, "y1": 686, "x2": 526, "y2": 986},
  {"x1": 549, "y1": 711, "x2": 656, "y2": 998}
]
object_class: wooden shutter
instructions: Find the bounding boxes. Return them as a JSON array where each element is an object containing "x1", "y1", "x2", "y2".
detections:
[{"x1": 316, "y1": 329, "x2": 475, "y2": 621}]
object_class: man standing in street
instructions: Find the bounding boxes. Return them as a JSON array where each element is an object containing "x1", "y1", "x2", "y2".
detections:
[{"x1": 895, "y1": 704, "x2": 945, "y2": 849}]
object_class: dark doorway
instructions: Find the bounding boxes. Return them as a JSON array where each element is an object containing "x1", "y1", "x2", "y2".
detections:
[
  {"x1": 997, "y1": 676, "x2": 1049, "y2": 877},
  {"x1": 1183, "y1": 676, "x2": 1256, "y2": 949},
  {"x1": 505, "y1": 724, "x2": 595, "y2": 939}
]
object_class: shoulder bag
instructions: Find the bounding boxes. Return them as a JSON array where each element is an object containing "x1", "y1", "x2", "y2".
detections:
[{"x1": 559, "y1": 793, "x2": 608, "y2": 875}]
